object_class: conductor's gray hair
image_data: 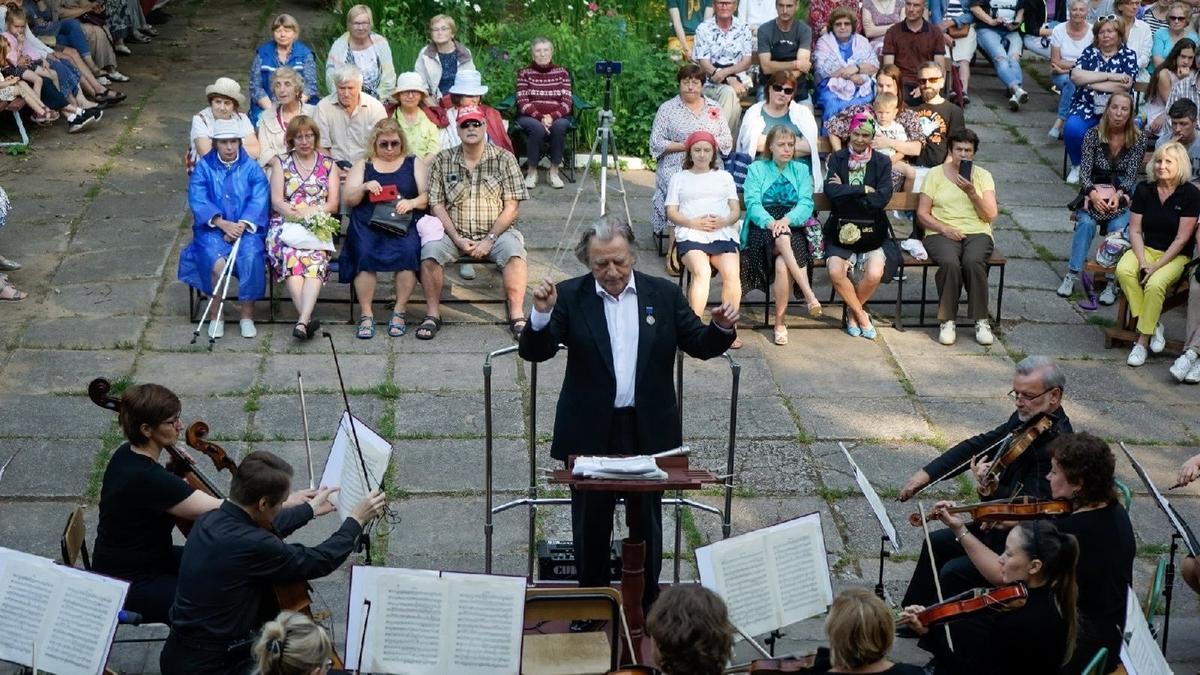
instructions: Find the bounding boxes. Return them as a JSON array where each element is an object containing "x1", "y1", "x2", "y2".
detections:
[
  {"x1": 1015, "y1": 355, "x2": 1066, "y2": 391},
  {"x1": 574, "y1": 216, "x2": 637, "y2": 265},
  {"x1": 334, "y1": 64, "x2": 363, "y2": 86}
]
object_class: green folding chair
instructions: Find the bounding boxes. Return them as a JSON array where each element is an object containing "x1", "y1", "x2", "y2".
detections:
[
  {"x1": 1146, "y1": 553, "x2": 1168, "y2": 620},
  {"x1": 494, "y1": 73, "x2": 591, "y2": 184},
  {"x1": 1115, "y1": 478, "x2": 1133, "y2": 511},
  {"x1": 1080, "y1": 647, "x2": 1108, "y2": 675}
]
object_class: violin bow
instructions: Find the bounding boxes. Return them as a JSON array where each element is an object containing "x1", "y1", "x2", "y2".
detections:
[
  {"x1": 910, "y1": 432, "x2": 1012, "y2": 501},
  {"x1": 297, "y1": 371, "x2": 315, "y2": 491},
  {"x1": 734, "y1": 624, "x2": 773, "y2": 659},
  {"x1": 0, "y1": 445, "x2": 24, "y2": 484},
  {"x1": 916, "y1": 499, "x2": 955, "y2": 652}
]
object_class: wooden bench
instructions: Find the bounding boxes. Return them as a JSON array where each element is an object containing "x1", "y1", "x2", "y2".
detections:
[{"x1": 1083, "y1": 260, "x2": 1190, "y2": 350}]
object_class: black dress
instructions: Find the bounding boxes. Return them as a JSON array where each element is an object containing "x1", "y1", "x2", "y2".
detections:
[{"x1": 337, "y1": 156, "x2": 424, "y2": 283}]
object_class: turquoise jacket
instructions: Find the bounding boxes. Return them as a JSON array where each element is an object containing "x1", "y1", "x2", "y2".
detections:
[{"x1": 740, "y1": 159, "x2": 814, "y2": 249}]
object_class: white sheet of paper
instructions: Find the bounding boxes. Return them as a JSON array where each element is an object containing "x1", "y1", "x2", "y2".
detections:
[
  {"x1": 1121, "y1": 586, "x2": 1173, "y2": 675},
  {"x1": 319, "y1": 412, "x2": 393, "y2": 521},
  {"x1": 767, "y1": 515, "x2": 834, "y2": 626},
  {"x1": 838, "y1": 443, "x2": 901, "y2": 552}
]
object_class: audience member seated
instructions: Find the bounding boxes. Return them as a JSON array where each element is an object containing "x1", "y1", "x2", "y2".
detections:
[
  {"x1": 758, "y1": 0, "x2": 814, "y2": 102},
  {"x1": 910, "y1": 62, "x2": 966, "y2": 238},
  {"x1": 324, "y1": 3, "x2": 395, "y2": 101},
  {"x1": 1172, "y1": 229, "x2": 1200, "y2": 382},
  {"x1": 105, "y1": 0, "x2": 152, "y2": 57},
  {"x1": 515, "y1": 37, "x2": 572, "y2": 190},
  {"x1": 54, "y1": 0, "x2": 125, "y2": 82},
  {"x1": 737, "y1": 71, "x2": 823, "y2": 188},
  {"x1": 178, "y1": 119, "x2": 270, "y2": 339},
  {"x1": 825, "y1": 588, "x2": 924, "y2": 674},
  {"x1": 825, "y1": 64, "x2": 921, "y2": 153},
  {"x1": 266, "y1": 115, "x2": 338, "y2": 342},
  {"x1": 665, "y1": 130, "x2": 743, "y2": 346},
  {"x1": 1151, "y1": 1, "x2": 1197, "y2": 71},
  {"x1": 824, "y1": 114, "x2": 894, "y2": 340},
  {"x1": 4, "y1": 7, "x2": 104, "y2": 131},
  {"x1": 861, "y1": 0, "x2": 903, "y2": 54},
  {"x1": 1063, "y1": 16, "x2": 1137, "y2": 183},
  {"x1": 809, "y1": 0, "x2": 863, "y2": 45},
  {"x1": 0, "y1": 38, "x2": 58, "y2": 124},
  {"x1": 19, "y1": 0, "x2": 98, "y2": 76},
  {"x1": 423, "y1": 106, "x2": 530, "y2": 340},
  {"x1": 1117, "y1": 141, "x2": 1199, "y2": 366},
  {"x1": 313, "y1": 63, "x2": 387, "y2": 167},
  {"x1": 1116, "y1": 0, "x2": 1153, "y2": 83},
  {"x1": 439, "y1": 70, "x2": 512, "y2": 153},
  {"x1": 5, "y1": 2, "x2": 122, "y2": 107},
  {"x1": 882, "y1": 0, "x2": 945, "y2": 105},
  {"x1": 970, "y1": 0, "x2": 1031, "y2": 110},
  {"x1": 917, "y1": 128, "x2": 999, "y2": 346},
  {"x1": 814, "y1": 7, "x2": 879, "y2": 124},
  {"x1": 1142, "y1": 0, "x2": 1172, "y2": 35},
  {"x1": 257, "y1": 66, "x2": 314, "y2": 170},
  {"x1": 340, "y1": 119, "x2": 425, "y2": 341},
  {"x1": 252, "y1": 611, "x2": 331, "y2": 675},
  {"x1": 1145, "y1": 38, "x2": 1194, "y2": 135},
  {"x1": 1017, "y1": 0, "x2": 1055, "y2": 59},
  {"x1": 740, "y1": 125, "x2": 823, "y2": 346},
  {"x1": 1057, "y1": 93, "x2": 1144, "y2": 301},
  {"x1": 1047, "y1": 0, "x2": 1092, "y2": 140},
  {"x1": 872, "y1": 93, "x2": 918, "y2": 191},
  {"x1": 189, "y1": 77, "x2": 258, "y2": 172},
  {"x1": 666, "y1": 0, "x2": 712, "y2": 62},
  {"x1": 651, "y1": 63, "x2": 733, "y2": 271},
  {"x1": 693, "y1": 0, "x2": 753, "y2": 138},
  {"x1": 929, "y1": 0, "x2": 976, "y2": 105},
  {"x1": 248, "y1": 13, "x2": 318, "y2": 127},
  {"x1": 414, "y1": 13, "x2": 474, "y2": 107},
  {"x1": 391, "y1": 71, "x2": 440, "y2": 160},
  {"x1": 738, "y1": 0, "x2": 777, "y2": 37},
  {"x1": 1157, "y1": 98, "x2": 1200, "y2": 172},
  {"x1": 645, "y1": 585, "x2": 733, "y2": 675}
]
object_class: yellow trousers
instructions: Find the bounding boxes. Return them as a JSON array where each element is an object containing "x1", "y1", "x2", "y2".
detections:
[{"x1": 1115, "y1": 247, "x2": 1190, "y2": 335}]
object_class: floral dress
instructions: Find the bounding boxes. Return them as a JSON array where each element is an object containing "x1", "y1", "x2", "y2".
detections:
[
  {"x1": 1067, "y1": 45, "x2": 1139, "y2": 121},
  {"x1": 649, "y1": 95, "x2": 733, "y2": 234},
  {"x1": 267, "y1": 152, "x2": 335, "y2": 281}
]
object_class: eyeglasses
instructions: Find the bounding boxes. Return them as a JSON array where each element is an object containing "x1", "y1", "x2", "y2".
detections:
[
  {"x1": 459, "y1": 120, "x2": 484, "y2": 129},
  {"x1": 1007, "y1": 387, "x2": 1057, "y2": 402},
  {"x1": 771, "y1": 84, "x2": 795, "y2": 94},
  {"x1": 1170, "y1": 14, "x2": 1189, "y2": 20},
  {"x1": 833, "y1": 20, "x2": 853, "y2": 26},
  {"x1": 378, "y1": 140, "x2": 402, "y2": 149},
  {"x1": 918, "y1": 76, "x2": 943, "y2": 83}
]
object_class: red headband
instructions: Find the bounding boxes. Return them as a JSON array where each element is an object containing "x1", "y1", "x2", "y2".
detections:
[{"x1": 685, "y1": 130, "x2": 718, "y2": 151}]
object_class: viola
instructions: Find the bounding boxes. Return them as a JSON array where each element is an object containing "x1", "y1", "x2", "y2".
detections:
[
  {"x1": 914, "y1": 583, "x2": 1028, "y2": 627},
  {"x1": 980, "y1": 415, "x2": 1055, "y2": 488},
  {"x1": 908, "y1": 497, "x2": 1072, "y2": 527}
]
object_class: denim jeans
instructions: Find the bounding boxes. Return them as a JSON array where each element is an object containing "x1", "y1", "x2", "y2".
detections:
[
  {"x1": 1069, "y1": 208, "x2": 1129, "y2": 273},
  {"x1": 976, "y1": 27, "x2": 1024, "y2": 89},
  {"x1": 1051, "y1": 72, "x2": 1075, "y2": 121},
  {"x1": 1064, "y1": 114, "x2": 1100, "y2": 166}
]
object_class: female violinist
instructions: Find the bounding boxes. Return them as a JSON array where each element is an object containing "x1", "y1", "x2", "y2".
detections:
[
  {"x1": 898, "y1": 520, "x2": 1080, "y2": 675},
  {"x1": 644, "y1": 585, "x2": 733, "y2": 675},
  {"x1": 823, "y1": 588, "x2": 923, "y2": 674}
]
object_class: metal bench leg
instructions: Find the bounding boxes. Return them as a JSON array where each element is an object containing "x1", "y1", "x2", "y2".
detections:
[
  {"x1": 0, "y1": 108, "x2": 28, "y2": 148},
  {"x1": 919, "y1": 267, "x2": 930, "y2": 326},
  {"x1": 894, "y1": 262, "x2": 905, "y2": 331},
  {"x1": 995, "y1": 263, "x2": 1005, "y2": 329},
  {"x1": 348, "y1": 282, "x2": 357, "y2": 324}
]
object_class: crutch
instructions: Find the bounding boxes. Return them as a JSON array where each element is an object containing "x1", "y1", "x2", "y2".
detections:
[{"x1": 190, "y1": 235, "x2": 242, "y2": 349}]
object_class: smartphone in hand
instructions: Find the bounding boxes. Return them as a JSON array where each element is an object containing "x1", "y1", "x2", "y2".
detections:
[{"x1": 958, "y1": 159, "x2": 973, "y2": 181}]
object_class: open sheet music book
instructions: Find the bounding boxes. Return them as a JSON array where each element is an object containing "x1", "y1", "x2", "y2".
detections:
[
  {"x1": 695, "y1": 512, "x2": 834, "y2": 638},
  {"x1": 1120, "y1": 585, "x2": 1173, "y2": 675},
  {"x1": 344, "y1": 567, "x2": 526, "y2": 674},
  {"x1": 0, "y1": 546, "x2": 128, "y2": 675},
  {"x1": 319, "y1": 412, "x2": 393, "y2": 521}
]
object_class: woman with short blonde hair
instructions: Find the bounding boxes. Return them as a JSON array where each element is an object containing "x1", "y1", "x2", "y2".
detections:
[
  {"x1": 323, "y1": 3, "x2": 396, "y2": 99},
  {"x1": 826, "y1": 588, "x2": 923, "y2": 673},
  {"x1": 414, "y1": 12, "x2": 475, "y2": 105}
]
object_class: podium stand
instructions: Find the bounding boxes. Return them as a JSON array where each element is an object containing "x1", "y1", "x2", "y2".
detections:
[{"x1": 550, "y1": 455, "x2": 721, "y2": 652}]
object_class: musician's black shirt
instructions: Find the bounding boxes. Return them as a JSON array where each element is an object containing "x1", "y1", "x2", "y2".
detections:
[
  {"x1": 921, "y1": 408, "x2": 1072, "y2": 500},
  {"x1": 1058, "y1": 503, "x2": 1135, "y2": 673},
  {"x1": 92, "y1": 443, "x2": 194, "y2": 579},
  {"x1": 923, "y1": 584, "x2": 1068, "y2": 675},
  {"x1": 168, "y1": 500, "x2": 361, "y2": 643}
]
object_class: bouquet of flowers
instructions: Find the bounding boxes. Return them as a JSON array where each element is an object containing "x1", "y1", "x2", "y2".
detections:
[{"x1": 299, "y1": 211, "x2": 341, "y2": 244}]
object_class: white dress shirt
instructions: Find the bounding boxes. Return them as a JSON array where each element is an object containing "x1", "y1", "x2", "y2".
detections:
[{"x1": 529, "y1": 276, "x2": 640, "y2": 408}]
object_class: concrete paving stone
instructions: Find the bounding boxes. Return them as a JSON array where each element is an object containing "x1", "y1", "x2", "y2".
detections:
[
  {"x1": 898, "y1": 354, "x2": 1015, "y2": 398},
  {"x1": 921, "y1": 396, "x2": 1023, "y2": 444},
  {"x1": 48, "y1": 279, "x2": 160, "y2": 316},
  {"x1": 1115, "y1": 444, "x2": 1199, "y2": 500},
  {"x1": 983, "y1": 141, "x2": 1063, "y2": 167},
  {"x1": 142, "y1": 315, "x2": 271, "y2": 353},
  {"x1": 1001, "y1": 321, "x2": 1121, "y2": 360},
  {"x1": 0, "y1": 438, "x2": 98, "y2": 498},
  {"x1": 995, "y1": 256, "x2": 1064, "y2": 289},
  {"x1": 387, "y1": 496, "x2": 529, "y2": 556},
  {"x1": 985, "y1": 160, "x2": 1065, "y2": 185},
  {"x1": 0, "y1": 394, "x2": 113, "y2": 438},
  {"x1": 998, "y1": 178, "x2": 1080, "y2": 207},
  {"x1": 1008, "y1": 205, "x2": 1074, "y2": 233},
  {"x1": 0, "y1": 501, "x2": 82, "y2": 560},
  {"x1": 393, "y1": 350, "x2": 520, "y2": 392},
  {"x1": 1054, "y1": 359, "x2": 1182, "y2": 402},
  {"x1": 683, "y1": 394, "x2": 796, "y2": 440},
  {"x1": 695, "y1": 495, "x2": 845, "y2": 554},
  {"x1": 808, "y1": 441, "x2": 946, "y2": 497},
  {"x1": 52, "y1": 245, "x2": 170, "y2": 285},
  {"x1": 261, "y1": 353, "x2": 390, "y2": 393},
  {"x1": 1176, "y1": 404, "x2": 1200, "y2": 435},
  {"x1": 1022, "y1": 231, "x2": 1073, "y2": 261},
  {"x1": 0, "y1": 348, "x2": 135, "y2": 394},
  {"x1": 728, "y1": 438, "x2": 819, "y2": 494},
  {"x1": 391, "y1": 323, "x2": 520, "y2": 355},
  {"x1": 268, "y1": 320, "x2": 396, "y2": 357},
  {"x1": 992, "y1": 287, "x2": 1086, "y2": 325},
  {"x1": 393, "y1": 436, "x2": 530, "y2": 493},
  {"x1": 177, "y1": 395, "x2": 250, "y2": 445},
  {"x1": 833, "y1": 496, "x2": 925, "y2": 557},
  {"x1": 1067, "y1": 398, "x2": 1192, "y2": 443},
  {"x1": 881, "y1": 322, "x2": 996, "y2": 356},
  {"x1": 766, "y1": 331, "x2": 910, "y2": 398},
  {"x1": 394, "y1": 390, "x2": 523, "y2": 438},
  {"x1": 253, "y1": 393, "x2": 390, "y2": 442},
  {"x1": 680, "y1": 353, "x2": 778, "y2": 397},
  {"x1": 135, "y1": 351, "x2": 261, "y2": 396},
  {"x1": 791, "y1": 396, "x2": 931, "y2": 440},
  {"x1": 20, "y1": 316, "x2": 145, "y2": 350},
  {"x1": 991, "y1": 228, "x2": 1037, "y2": 260}
]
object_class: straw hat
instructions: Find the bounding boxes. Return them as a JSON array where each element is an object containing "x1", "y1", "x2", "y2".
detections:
[
  {"x1": 205, "y1": 77, "x2": 247, "y2": 109},
  {"x1": 391, "y1": 72, "x2": 426, "y2": 99}
]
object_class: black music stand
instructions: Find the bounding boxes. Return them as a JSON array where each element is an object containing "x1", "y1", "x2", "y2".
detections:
[{"x1": 837, "y1": 442, "x2": 902, "y2": 601}]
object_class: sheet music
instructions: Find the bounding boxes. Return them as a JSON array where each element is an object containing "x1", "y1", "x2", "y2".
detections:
[
  {"x1": 1121, "y1": 586, "x2": 1173, "y2": 675},
  {"x1": 373, "y1": 570, "x2": 444, "y2": 671},
  {"x1": 319, "y1": 412, "x2": 393, "y2": 521},
  {"x1": 768, "y1": 516, "x2": 834, "y2": 626},
  {"x1": 444, "y1": 572, "x2": 525, "y2": 674},
  {"x1": 699, "y1": 537, "x2": 778, "y2": 637},
  {"x1": 837, "y1": 443, "x2": 901, "y2": 552}
]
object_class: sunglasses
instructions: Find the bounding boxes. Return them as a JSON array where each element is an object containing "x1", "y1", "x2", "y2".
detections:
[
  {"x1": 1097, "y1": 13, "x2": 1118, "y2": 21},
  {"x1": 377, "y1": 140, "x2": 402, "y2": 149},
  {"x1": 459, "y1": 119, "x2": 484, "y2": 129},
  {"x1": 771, "y1": 84, "x2": 795, "y2": 94},
  {"x1": 918, "y1": 76, "x2": 943, "y2": 83},
  {"x1": 1170, "y1": 14, "x2": 1189, "y2": 20}
]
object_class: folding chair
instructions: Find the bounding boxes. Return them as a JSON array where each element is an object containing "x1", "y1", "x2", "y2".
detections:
[
  {"x1": 0, "y1": 98, "x2": 29, "y2": 149},
  {"x1": 1080, "y1": 647, "x2": 1108, "y2": 675},
  {"x1": 521, "y1": 587, "x2": 627, "y2": 675},
  {"x1": 494, "y1": 73, "x2": 592, "y2": 184}
]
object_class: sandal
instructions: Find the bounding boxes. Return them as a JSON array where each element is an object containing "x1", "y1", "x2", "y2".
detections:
[
  {"x1": 773, "y1": 325, "x2": 788, "y2": 346},
  {"x1": 292, "y1": 322, "x2": 308, "y2": 340},
  {"x1": 305, "y1": 318, "x2": 321, "y2": 340},
  {"x1": 388, "y1": 311, "x2": 407, "y2": 337},
  {"x1": 509, "y1": 316, "x2": 527, "y2": 340},
  {"x1": 98, "y1": 89, "x2": 126, "y2": 104},
  {"x1": 0, "y1": 282, "x2": 27, "y2": 301},
  {"x1": 415, "y1": 315, "x2": 442, "y2": 340},
  {"x1": 807, "y1": 300, "x2": 823, "y2": 318},
  {"x1": 355, "y1": 315, "x2": 375, "y2": 340},
  {"x1": 32, "y1": 111, "x2": 55, "y2": 125},
  {"x1": 729, "y1": 337, "x2": 743, "y2": 349}
]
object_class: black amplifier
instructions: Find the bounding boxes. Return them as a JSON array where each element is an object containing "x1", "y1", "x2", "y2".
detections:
[{"x1": 536, "y1": 540, "x2": 623, "y2": 581}]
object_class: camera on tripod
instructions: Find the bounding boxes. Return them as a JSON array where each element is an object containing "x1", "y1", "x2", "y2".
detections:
[{"x1": 594, "y1": 60, "x2": 623, "y2": 76}]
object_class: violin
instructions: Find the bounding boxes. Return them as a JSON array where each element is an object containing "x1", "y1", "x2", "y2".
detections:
[
  {"x1": 606, "y1": 668, "x2": 660, "y2": 675},
  {"x1": 913, "y1": 583, "x2": 1028, "y2": 627},
  {"x1": 748, "y1": 654, "x2": 818, "y2": 673},
  {"x1": 980, "y1": 414, "x2": 1055, "y2": 488},
  {"x1": 908, "y1": 497, "x2": 1072, "y2": 527}
]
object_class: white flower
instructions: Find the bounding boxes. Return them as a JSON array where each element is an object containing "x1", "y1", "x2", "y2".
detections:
[
  {"x1": 386, "y1": 18, "x2": 394, "y2": 25},
  {"x1": 473, "y1": 2, "x2": 481, "y2": 9}
]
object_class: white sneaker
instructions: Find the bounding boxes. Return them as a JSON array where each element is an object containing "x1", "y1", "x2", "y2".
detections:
[
  {"x1": 1009, "y1": 91, "x2": 1022, "y2": 111},
  {"x1": 975, "y1": 319, "x2": 995, "y2": 346},
  {"x1": 460, "y1": 263, "x2": 476, "y2": 280},
  {"x1": 1014, "y1": 86, "x2": 1029, "y2": 104},
  {"x1": 1186, "y1": 360, "x2": 1200, "y2": 383},
  {"x1": 207, "y1": 321, "x2": 224, "y2": 339},
  {"x1": 524, "y1": 172, "x2": 537, "y2": 189},
  {"x1": 1127, "y1": 343, "x2": 1148, "y2": 367},
  {"x1": 1099, "y1": 284, "x2": 1119, "y2": 306},
  {"x1": 1056, "y1": 273, "x2": 1076, "y2": 297},
  {"x1": 239, "y1": 319, "x2": 257, "y2": 338},
  {"x1": 1150, "y1": 323, "x2": 1166, "y2": 353},
  {"x1": 97, "y1": 76, "x2": 111, "y2": 85},
  {"x1": 549, "y1": 171, "x2": 564, "y2": 189},
  {"x1": 1170, "y1": 349, "x2": 1198, "y2": 382},
  {"x1": 938, "y1": 320, "x2": 957, "y2": 345},
  {"x1": 1066, "y1": 166, "x2": 1080, "y2": 185}
]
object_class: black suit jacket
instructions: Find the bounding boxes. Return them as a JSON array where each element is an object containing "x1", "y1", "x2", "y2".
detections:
[{"x1": 518, "y1": 270, "x2": 736, "y2": 460}]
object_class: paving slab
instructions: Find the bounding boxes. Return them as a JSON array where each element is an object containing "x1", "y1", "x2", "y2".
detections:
[
  {"x1": 47, "y1": 279, "x2": 161, "y2": 318},
  {"x1": 52, "y1": 245, "x2": 171, "y2": 285},
  {"x1": 253, "y1": 394, "x2": 390, "y2": 442},
  {"x1": 392, "y1": 350, "x2": 521, "y2": 392},
  {"x1": 260, "y1": 352, "x2": 390, "y2": 393},
  {"x1": 793, "y1": 396, "x2": 932, "y2": 441},
  {"x1": 897, "y1": 354, "x2": 1015, "y2": 398},
  {"x1": 726, "y1": 438, "x2": 819, "y2": 495},
  {"x1": 134, "y1": 351, "x2": 261, "y2": 396},
  {"x1": 992, "y1": 286, "x2": 1086, "y2": 324},
  {"x1": 0, "y1": 349, "x2": 136, "y2": 395},
  {"x1": 1002, "y1": 321, "x2": 1122, "y2": 360},
  {"x1": 19, "y1": 316, "x2": 145, "y2": 350},
  {"x1": 682, "y1": 394, "x2": 797, "y2": 440},
  {"x1": 0, "y1": 394, "x2": 113, "y2": 438},
  {"x1": 921, "y1": 396, "x2": 1023, "y2": 443},
  {"x1": 142, "y1": 315, "x2": 270, "y2": 353},
  {"x1": 0, "y1": 438, "x2": 98, "y2": 498},
  {"x1": 387, "y1": 496, "x2": 530, "y2": 557},
  {"x1": 808, "y1": 441, "x2": 945, "y2": 497},
  {"x1": 394, "y1": 390, "x2": 523, "y2": 438},
  {"x1": 1067, "y1": 398, "x2": 1193, "y2": 443},
  {"x1": 999, "y1": 257, "x2": 1066, "y2": 289},
  {"x1": 1008, "y1": 205, "x2": 1075, "y2": 233}
]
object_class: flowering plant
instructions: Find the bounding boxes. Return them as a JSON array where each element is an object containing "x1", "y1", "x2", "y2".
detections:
[{"x1": 297, "y1": 212, "x2": 341, "y2": 244}]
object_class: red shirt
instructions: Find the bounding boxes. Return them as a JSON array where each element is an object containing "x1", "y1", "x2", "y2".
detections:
[{"x1": 881, "y1": 20, "x2": 945, "y2": 86}]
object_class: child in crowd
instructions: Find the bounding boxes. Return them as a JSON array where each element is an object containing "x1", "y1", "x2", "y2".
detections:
[
  {"x1": 873, "y1": 93, "x2": 916, "y2": 191},
  {"x1": 0, "y1": 35, "x2": 56, "y2": 123}
]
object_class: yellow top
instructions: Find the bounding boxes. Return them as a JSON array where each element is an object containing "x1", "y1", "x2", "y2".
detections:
[
  {"x1": 921, "y1": 164, "x2": 996, "y2": 238},
  {"x1": 395, "y1": 109, "x2": 441, "y2": 160}
]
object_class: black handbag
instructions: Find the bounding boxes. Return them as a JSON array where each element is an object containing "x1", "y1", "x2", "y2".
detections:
[
  {"x1": 836, "y1": 217, "x2": 886, "y2": 250},
  {"x1": 368, "y1": 203, "x2": 411, "y2": 236}
]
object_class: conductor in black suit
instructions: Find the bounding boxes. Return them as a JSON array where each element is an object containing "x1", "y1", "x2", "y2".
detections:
[{"x1": 519, "y1": 216, "x2": 739, "y2": 611}]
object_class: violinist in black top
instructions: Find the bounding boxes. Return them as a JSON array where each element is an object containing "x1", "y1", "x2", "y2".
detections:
[
  {"x1": 898, "y1": 356, "x2": 1072, "y2": 608},
  {"x1": 899, "y1": 520, "x2": 1080, "y2": 675},
  {"x1": 159, "y1": 451, "x2": 386, "y2": 675}
]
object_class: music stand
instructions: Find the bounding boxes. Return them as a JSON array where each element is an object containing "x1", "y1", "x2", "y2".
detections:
[
  {"x1": 550, "y1": 455, "x2": 720, "y2": 654},
  {"x1": 1118, "y1": 442, "x2": 1200, "y2": 654},
  {"x1": 836, "y1": 442, "x2": 902, "y2": 601}
]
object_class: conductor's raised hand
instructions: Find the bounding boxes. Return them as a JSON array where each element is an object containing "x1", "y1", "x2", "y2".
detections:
[
  {"x1": 350, "y1": 489, "x2": 387, "y2": 526},
  {"x1": 711, "y1": 302, "x2": 741, "y2": 330},
  {"x1": 532, "y1": 278, "x2": 557, "y2": 314}
]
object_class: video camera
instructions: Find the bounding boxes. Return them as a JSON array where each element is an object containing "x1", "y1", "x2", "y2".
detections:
[{"x1": 595, "y1": 60, "x2": 623, "y2": 76}]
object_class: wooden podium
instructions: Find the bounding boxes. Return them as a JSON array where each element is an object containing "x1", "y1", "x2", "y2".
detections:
[{"x1": 550, "y1": 455, "x2": 721, "y2": 653}]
